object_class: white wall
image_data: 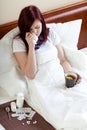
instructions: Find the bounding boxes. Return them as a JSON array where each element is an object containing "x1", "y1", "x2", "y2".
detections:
[{"x1": 0, "y1": 0, "x2": 83, "y2": 24}]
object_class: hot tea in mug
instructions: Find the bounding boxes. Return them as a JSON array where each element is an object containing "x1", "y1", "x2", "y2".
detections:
[{"x1": 65, "y1": 71, "x2": 78, "y2": 88}]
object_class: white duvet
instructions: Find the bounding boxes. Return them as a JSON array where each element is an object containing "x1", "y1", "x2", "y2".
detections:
[{"x1": 25, "y1": 44, "x2": 87, "y2": 130}]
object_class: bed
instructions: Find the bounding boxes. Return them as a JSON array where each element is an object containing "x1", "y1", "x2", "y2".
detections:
[{"x1": 0, "y1": 1, "x2": 87, "y2": 130}]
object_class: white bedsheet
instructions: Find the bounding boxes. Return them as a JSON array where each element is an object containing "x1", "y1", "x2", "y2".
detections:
[{"x1": 25, "y1": 47, "x2": 87, "y2": 130}]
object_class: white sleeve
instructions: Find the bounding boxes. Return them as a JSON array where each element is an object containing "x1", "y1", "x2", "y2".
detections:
[
  {"x1": 13, "y1": 37, "x2": 26, "y2": 52},
  {"x1": 49, "y1": 29, "x2": 61, "y2": 46}
]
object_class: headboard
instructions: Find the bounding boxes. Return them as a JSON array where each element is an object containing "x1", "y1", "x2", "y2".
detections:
[{"x1": 0, "y1": 1, "x2": 87, "y2": 49}]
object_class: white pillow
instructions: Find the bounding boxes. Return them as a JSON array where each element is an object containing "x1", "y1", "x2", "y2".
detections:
[
  {"x1": 47, "y1": 19, "x2": 82, "y2": 50},
  {"x1": 0, "y1": 66, "x2": 28, "y2": 98},
  {"x1": 80, "y1": 47, "x2": 87, "y2": 55},
  {"x1": 63, "y1": 46, "x2": 87, "y2": 72},
  {"x1": 0, "y1": 27, "x2": 19, "y2": 74}
]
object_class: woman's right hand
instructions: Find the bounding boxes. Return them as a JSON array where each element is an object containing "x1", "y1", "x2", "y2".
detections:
[{"x1": 25, "y1": 32, "x2": 38, "y2": 48}]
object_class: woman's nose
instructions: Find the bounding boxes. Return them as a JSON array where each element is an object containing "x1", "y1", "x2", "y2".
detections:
[{"x1": 31, "y1": 29, "x2": 35, "y2": 33}]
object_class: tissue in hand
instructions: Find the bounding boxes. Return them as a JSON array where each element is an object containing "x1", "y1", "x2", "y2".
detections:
[{"x1": 33, "y1": 35, "x2": 38, "y2": 44}]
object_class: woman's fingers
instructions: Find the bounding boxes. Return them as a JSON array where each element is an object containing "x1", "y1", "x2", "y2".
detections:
[{"x1": 76, "y1": 74, "x2": 82, "y2": 84}]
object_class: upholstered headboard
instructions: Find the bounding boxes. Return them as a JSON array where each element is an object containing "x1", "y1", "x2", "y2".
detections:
[{"x1": 0, "y1": 1, "x2": 87, "y2": 49}]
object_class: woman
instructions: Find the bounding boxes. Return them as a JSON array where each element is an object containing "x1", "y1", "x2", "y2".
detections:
[
  {"x1": 13, "y1": 5, "x2": 86, "y2": 130},
  {"x1": 13, "y1": 5, "x2": 81, "y2": 81}
]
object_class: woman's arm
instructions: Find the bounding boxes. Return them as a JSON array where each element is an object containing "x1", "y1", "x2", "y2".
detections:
[
  {"x1": 13, "y1": 33, "x2": 38, "y2": 79},
  {"x1": 14, "y1": 47, "x2": 37, "y2": 79},
  {"x1": 56, "y1": 44, "x2": 81, "y2": 83},
  {"x1": 56, "y1": 45, "x2": 72, "y2": 73},
  {"x1": 14, "y1": 49, "x2": 37, "y2": 79}
]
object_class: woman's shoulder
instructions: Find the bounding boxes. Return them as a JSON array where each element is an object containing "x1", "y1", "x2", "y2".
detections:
[
  {"x1": 13, "y1": 35, "x2": 23, "y2": 42},
  {"x1": 13, "y1": 36, "x2": 26, "y2": 52},
  {"x1": 13, "y1": 36, "x2": 25, "y2": 46}
]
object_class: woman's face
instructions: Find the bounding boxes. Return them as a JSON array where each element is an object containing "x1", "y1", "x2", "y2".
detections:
[{"x1": 30, "y1": 19, "x2": 42, "y2": 37}]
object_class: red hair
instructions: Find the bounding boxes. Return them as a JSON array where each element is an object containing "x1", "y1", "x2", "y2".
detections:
[{"x1": 18, "y1": 5, "x2": 49, "y2": 52}]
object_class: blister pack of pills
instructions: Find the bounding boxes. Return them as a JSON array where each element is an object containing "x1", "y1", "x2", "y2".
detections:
[{"x1": 10, "y1": 101, "x2": 36, "y2": 121}]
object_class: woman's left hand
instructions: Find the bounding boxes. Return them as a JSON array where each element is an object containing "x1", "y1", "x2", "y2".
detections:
[{"x1": 76, "y1": 74, "x2": 82, "y2": 84}]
